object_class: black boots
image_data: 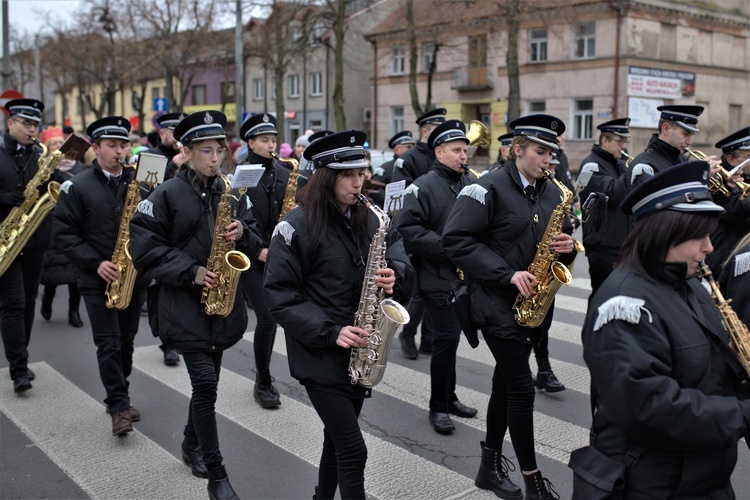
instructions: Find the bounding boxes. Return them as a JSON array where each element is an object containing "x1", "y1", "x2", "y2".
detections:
[
  {"x1": 523, "y1": 470, "x2": 559, "y2": 500},
  {"x1": 207, "y1": 465, "x2": 239, "y2": 500},
  {"x1": 399, "y1": 331, "x2": 418, "y2": 359},
  {"x1": 181, "y1": 435, "x2": 208, "y2": 478},
  {"x1": 475, "y1": 441, "x2": 522, "y2": 499},
  {"x1": 68, "y1": 310, "x2": 83, "y2": 328},
  {"x1": 254, "y1": 369, "x2": 280, "y2": 408},
  {"x1": 41, "y1": 287, "x2": 53, "y2": 320},
  {"x1": 534, "y1": 358, "x2": 565, "y2": 393}
]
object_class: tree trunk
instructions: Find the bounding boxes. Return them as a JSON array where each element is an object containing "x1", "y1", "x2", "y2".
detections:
[
  {"x1": 406, "y1": 0, "x2": 423, "y2": 118},
  {"x1": 332, "y1": 0, "x2": 347, "y2": 131},
  {"x1": 505, "y1": 0, "x2": 521, "y2": 123}
]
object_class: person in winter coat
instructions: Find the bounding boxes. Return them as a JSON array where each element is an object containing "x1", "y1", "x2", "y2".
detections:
[
  {"x1": 38, "y1": 126, "x2": 86, "y2": 328},
  {"x1": 263, "y1": 130, "x2": 414, "y2": 500},
  {"x1": 573, "y1": 160, "x2": 750, "y2": 498},
  {"x1": 442, "y1": 114, "x2": 576, "y2": 500},
  {"x1": 130, "y1": 111, "x2": 262, "y2": 500}
]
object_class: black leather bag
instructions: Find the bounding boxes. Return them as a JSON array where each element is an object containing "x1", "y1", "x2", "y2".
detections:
[
  {"x1": 448, "y1": 279, "x2": 479, "y2": 348},
  {"x1": 568, "y1": 446, "x2": 627, "y2": 500}
]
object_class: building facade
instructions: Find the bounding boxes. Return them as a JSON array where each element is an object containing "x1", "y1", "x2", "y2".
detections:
[{"x1": 367, "y1": 0, "x2": 750, "y2": 168}]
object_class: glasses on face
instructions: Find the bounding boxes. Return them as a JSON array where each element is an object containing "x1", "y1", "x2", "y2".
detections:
[
  {"x1": 608, "y1": 136, "x2": 628, "y2": 146},
  {"x1": 12, "y1": 119, "x2": 40, "y2": 130},
  {"x1": 199, "y1": 147, "x2": 226, "y2": 158}
]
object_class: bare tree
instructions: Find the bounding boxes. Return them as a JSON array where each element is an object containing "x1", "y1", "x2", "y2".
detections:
[{"x1": 8, "y1": 30, "x2": 35, "y2": 94}]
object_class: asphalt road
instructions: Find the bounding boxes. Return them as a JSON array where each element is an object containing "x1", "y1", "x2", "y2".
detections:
[{"x1": 2, "y1": 253, "x2": 750, "y2": 500}]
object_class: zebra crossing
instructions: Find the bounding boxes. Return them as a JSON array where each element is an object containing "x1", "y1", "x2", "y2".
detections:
[{"x1": 3, "y1": 262, "x2": 750, "y2": 499}]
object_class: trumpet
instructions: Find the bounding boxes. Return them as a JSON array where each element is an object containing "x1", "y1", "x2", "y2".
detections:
[
  {"x1": 685, "y1": 148, "x2": 750, "y2": 199},
  {"x1": 621, "y1": 151, "x2": 633, "y2": 168}
]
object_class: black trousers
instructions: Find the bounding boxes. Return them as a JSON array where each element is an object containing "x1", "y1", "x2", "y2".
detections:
[
  {"x1": 424, "y1": 297, "x2": 461, "y2": 412},
  {"x1": 306, "y1": 387, "x2": 366, "y2": 500},
  {"x1": 401, "y1": 295, "x2": 433, "y2": 341},
  {"x1": 484, "y1": 334, "x2": 537, "y2": 472},
  {"x1": 587, "y1": 250, "x2": 618, "y2": 300},
  {"x1": 0, "y1": 251, "x2": 44, "y2": 380},
  {"x1": 43, "y1": 283, "x2": 81, "y2": 313},
  {"x1": 532, "y1": 307, "x2": 554, "y2": 362},
  {"x1": 82, "y1": 288, "x2": 145, "y2": 414},
  {"x1": 242, "y1": 268, "x2": 277, "y2": 373},
  {"x1": 183, "y1": 350, "x2": 224, "y2": 471}
]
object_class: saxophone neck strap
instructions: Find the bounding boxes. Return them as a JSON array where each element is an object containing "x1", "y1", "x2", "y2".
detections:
[{"x1": 332, "y1": 216, "x2": 366, "y2": 272}]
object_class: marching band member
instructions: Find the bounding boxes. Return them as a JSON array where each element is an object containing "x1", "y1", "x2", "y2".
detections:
[
  {"x1": 394, "y1": 119, "x2": 477, "y2": 434},
  {"x1": 704, "y1": 126, "x2": 750, "y2": 275},
  {"x1": 442, "y1": 114, "x2": 574, "y2": 499},
  {"x1": 486, "y1": 132, "x2": 513, "y2": 173},
  {"x1": 574, "y1": 161, "x2": 750, "y2": 498},
  {"x1": 720, "y1": 231, "x2": 750, "y2": 327},
  {"x1": 130, "y1": 111, "x2": 261, "y2": 499},
  {"x1": 575, "y1": 118, "x2": 632, "y2": 296},
  {"x1": 53, "y1": 116, "x2": 149, "y2": 435},
  {"x1": 238, "y1": 112, "x2": 288, "y2": 409},
  {"x1": 0, "y1": 98, "x2": 54, "y2": 393},
  {"x1": 264, "y1": 131, "x2": 413, "y2": 500}
]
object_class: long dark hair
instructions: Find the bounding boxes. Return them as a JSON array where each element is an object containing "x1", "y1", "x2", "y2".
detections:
[
  {"x1": 616, "y1": 210, "x2": 718, "y2": 279},
  {"x1": 297, "y1": 167, "x2": 370, "y2": 251}
]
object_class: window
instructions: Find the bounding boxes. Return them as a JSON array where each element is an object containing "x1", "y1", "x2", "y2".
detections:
[
  {"x1": 310, "y1": 119, "x2": 322, "y2": 132},
  {"x1": 309, "y1": 23, "x2": 326, "y2": 46},
  {"x1": 288, "y1": 74, "x2": 300, "y2": 98},
  {"x1": 529, "y1": 29, "x2": 548, "y2": 62},
  {"x1": 222, "y1": 82, "x2": 235, "y2": 102},
  {"x1": 390, "y1": 106, "x2": 405, "y2": 136},
  {"x1": 192, "y1": 85, "x2": 207, "y2": 105},
  {"x1": 573, "y1": 22, "x2": 596, "y2": 59},
  {"x1": 391, "y1": 46, "x2": 405, "y2": 75},
  {"x1": 422, "y1": 42, "x2": 435, "y2": 73},
  {"x1": 291, "y1": 26, "x2": 302, "y2": 42},
  {"x1": 528, "y1": 100, "x2": 546, "y2": 113},
  {"x1": 572, "y1": 99, "x2": 594, "y2": 139},
  {"x1": 310, "y1": 72, "x2": 322, "y2": 96},
  {"x1": 151, "y1": 87, "x2": 162, "y2": 98},
  {"x1": 253, "y1": 79, "x2": 264, "y2": 101}
]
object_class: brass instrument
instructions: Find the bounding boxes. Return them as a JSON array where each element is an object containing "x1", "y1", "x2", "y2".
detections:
[
  {"x1": 105, "y1": 172, "x2": 141, "y2": 309},
  {"x1": 621, "y1": 151, "x2": 633, "y2": 168},
  {"x1": 348, "y1": 194, "x2": 410, "y2": 388},
  {"x1": 273, "y1": 153, "x2": 300, "y2": 221},
  {"x1": 0, "y1": 139, "x2": 62, "y2": 277},
  {"x1": 464, "y1": 120, "x2": 491, "y2": 178},
  {"x1": 699, "y1": 262, "x2": 750, "y2": 376},
  {"x1": 513, "y1": 169, "x2": 574, "y2": 328},
  {"x1": 685, "y1": 148, "x2": 750, "y2": 199},
  {"x1": 201, "y1": 172, "x2": 251, "y2": 317}
]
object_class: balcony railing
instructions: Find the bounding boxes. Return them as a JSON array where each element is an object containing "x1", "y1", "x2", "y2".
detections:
[{"x1": 451, "y1": 66, "x2": 493, "y2": 91}]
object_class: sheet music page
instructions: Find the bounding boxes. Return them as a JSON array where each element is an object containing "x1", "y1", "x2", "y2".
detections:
[
  {"x1": 384, "y1": 180, "x2": 406, "y2": 214},
  {"x1": 232, "y1": 164, "x2": 266, "y2": 189}
]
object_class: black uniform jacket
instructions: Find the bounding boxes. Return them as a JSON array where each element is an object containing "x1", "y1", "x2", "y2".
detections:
[
  {"x1": 0, "y1": 131, "x2": 60, "y2": 255},
  {"x1": 719, "y1": 244, "x2": 750, "y2": 327},
  {"x1": 706, "y1": 189, "x2": 750, "y2": 276},
  {"x1": 628, "y1": 134, "x2": 686, "y2": 190},
  {"x1": 581, "y1": 264, "x2": 750, "y2": 498},
  {"x1": 129, "y1": 168, "x2": 262, "y2": 353},
  {"x1": 53, "y1": 160, "x2": 150, "y2": 291},
  {"x1": 391, "y1": 141, "x2": 433, "y2": 186},
  {"x1": 372, "y1": 157, "x2": 396, "y2": 185},
  {"x1": 395, "y1": 162, "x2": 470, "y2": 300},
  {"x1": 245, "y1": 151, "x2": 291, "y2": 269},
  {"x1": 576, "y1": 145, "x2": 631, "y2": 255},
  {"x1": 441, "y1": 162, "x2": 576, "y2": 342},
  {"x1": 263, "y1": 205, "x2": 415, "y2": 396}
]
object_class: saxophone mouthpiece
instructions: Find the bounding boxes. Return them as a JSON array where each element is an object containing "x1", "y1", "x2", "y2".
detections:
[{"x1": 356, "y1": 193, "x2": 371, "y2": 207}]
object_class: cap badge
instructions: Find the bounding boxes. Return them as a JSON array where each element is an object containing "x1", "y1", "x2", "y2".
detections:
[
  {"x1": 180, "y1": 113, "x2": 187, "y2": 120},
  {"x1": 117, "y1": 119, "x2": 122, "y2": 125},
  {"x1": 550, "y1": 121, "x2": 558, "y2": 130},
  {"x1": 262, "y1": 114, "x2": 269, "y2": 123},
  {"x1": 204, "y1": 112, "x2": 214, "y2": 124},
  {"x1": 350, "y1": 135, "x2": 356, "y2": 143},
  {"x1": 33, "y1": 102, "x2": 39, "y2": 108}
]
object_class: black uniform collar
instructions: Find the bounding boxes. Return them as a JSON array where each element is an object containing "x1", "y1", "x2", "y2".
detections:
[
  {"x1": 434, "y1": 162, "x2": 465, "y2": 183},
  {"x1": 3, "y1": 130, "x2": 27, "y2": 152},
  {"x1": 653, "y1": 262, "x2": 691, "y2": 291},
  {"x1": 506, "y1": 160, "x2": 547, "y2": 195},
  {"x1": 247, "y1": 150, "x2": 274, "y2": 167},
  {"x1": 591, "y1": 144, "x2": 618, "y2": 164},
  {"x1": 92, "y1": 159, "x2": 133, "y2": 181},
  {"x1": 647, "y1": 134, "x2": 682, "y2": 160}
]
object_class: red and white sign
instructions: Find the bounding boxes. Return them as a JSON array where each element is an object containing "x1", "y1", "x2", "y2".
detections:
[{"x1": 0, "y1": 89, "x2": 24, "y2": 115}]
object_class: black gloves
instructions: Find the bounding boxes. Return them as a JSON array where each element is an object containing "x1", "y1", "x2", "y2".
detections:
[{"x1": 0, "y1": 192, "x2": 25, "y2": 207}]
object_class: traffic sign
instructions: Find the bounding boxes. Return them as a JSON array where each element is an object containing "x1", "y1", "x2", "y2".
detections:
[
  {"x1": 1, "y1": 89, "x2": 24, "y2": 115},
  {"x1": 153, "y1": 97, "x2": 168, "y2": 112},
  {"x1": 241, "y1": 112, "x2": 253, "y2": 124},
  {"x1": 152, "y1": 112, "x2": 165, "y2": 129}
]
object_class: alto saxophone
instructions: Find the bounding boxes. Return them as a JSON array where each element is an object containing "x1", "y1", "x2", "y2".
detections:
[
  {"x1": 513, "y1": 169, "x2": 574, "y2": 328},
  {"x1": 348, "y1": 194, "x2": 410, "y2": 388},
  {"x1": 201, "y1": 172, "x2": 251, "y2": 317},
  {"x1": 272, "y1": 153, "x2": 300, "y2": 221},
  {"x1": 0, "y1": 139, "x2": 62, "y2": 277},
  {"x1": 105, "y1": 165, "x2": 140, "y2": 309},
  {"x1": 699, "y1": 262, "x2": 750, "y2": 376}
]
